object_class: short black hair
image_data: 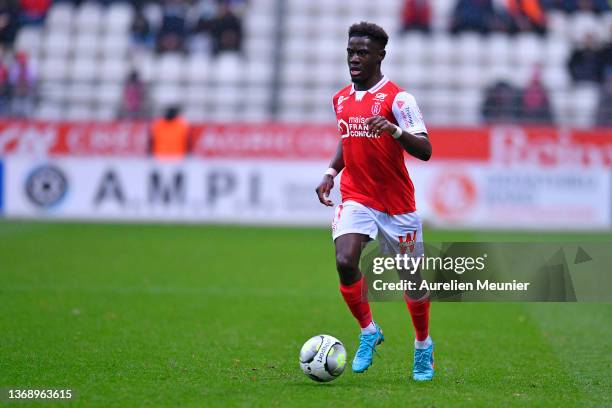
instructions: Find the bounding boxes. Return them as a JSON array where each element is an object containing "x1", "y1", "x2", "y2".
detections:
[
  {"x1": 164, "y1": 105, "x2": 181, "y2": 120},
  {"x1": 348, "y1": 22, "x2": 389, "y2": 49}
]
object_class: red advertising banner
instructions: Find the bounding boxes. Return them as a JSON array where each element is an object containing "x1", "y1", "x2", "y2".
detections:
[{"x1": 0, "y1": 120, "x2": 611, "y2": 165}]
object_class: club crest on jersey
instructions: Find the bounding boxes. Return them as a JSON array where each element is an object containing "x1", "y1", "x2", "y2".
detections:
[
  {"x1": 373, "y1": 92, "x2": 387, "y2": 102},
  {"x1": 371, "y1": 102, "x2": 381, "y2": 115},
  {"x1": 398, "y1": 231, "x2": 417, "y2": 255}
]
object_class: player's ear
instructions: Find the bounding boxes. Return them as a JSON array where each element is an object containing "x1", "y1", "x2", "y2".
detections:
[{"x1": 379, "y1": 49, "x2": 386, "y2": 63}]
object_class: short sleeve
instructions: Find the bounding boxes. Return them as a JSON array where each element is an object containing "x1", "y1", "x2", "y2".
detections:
[{"x1": 391, "y1": 91, "x2": 427, "y2": 135}]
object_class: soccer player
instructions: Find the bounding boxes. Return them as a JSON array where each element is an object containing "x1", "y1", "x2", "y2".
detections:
[{"x1": 315, "y1": 22, "x2": 434, "y2": 381}]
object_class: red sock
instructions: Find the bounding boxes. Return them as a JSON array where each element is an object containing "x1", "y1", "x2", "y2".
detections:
[
  {"x1": 340, "y1": 277, "x2": 372, "y2": 329},
  {"x1": 404, "y1": 294, "x2": 430, "y2": 341}
]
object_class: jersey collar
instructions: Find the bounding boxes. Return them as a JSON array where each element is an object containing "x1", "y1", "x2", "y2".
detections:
[{"x1": 349, "y1": 75, "x2": 388, "y2": 95}]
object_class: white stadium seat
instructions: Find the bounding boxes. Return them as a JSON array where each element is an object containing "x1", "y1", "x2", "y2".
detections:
[
  {"x1": 46, "y1": 3, "x2": 74, "y2": 32},
  {"x1": 98, "y1": 58, "x2": 129, "y2": 83},
  {"x1": 34, "y1": 103, "x2": 63, "y2": 120},
  {"x1": 210, "y1": 53, "x2": 243, "y2": 84},
  {"x1": 101, "y1": 34, "x2": 130, "y2": 58},
  {"x1": 74, "y1": 2, "x2": 103, "y2": 33},
  {"x1": 65, "y1": 103, "x2": 94, "y2": 121},
  {"x1": 484, "y1": 34, "x2": 511, "y2": 66},
  {"x1": 69, "y1": 58, "x2": 99, "y2": 82},
  {"x1": 15, "y1": 27, "x2": 42, "y2": 56},
  {"x1": 40, "y1": 58, "x2": 69, "y2": 82},
  {"x1": 42, "y1": 32, "x2": 72, "y2": 59},
  {"x1": 95, "y1": 83, "x2": 123, "y2": 106},
  {"x1": 186, "y1": 55, "x2": 212, "y2": 84},
  {"x1": 104, "y1": 3, "x2": 134, "y2": 33},
  {"x1": 154, "y1": 54, "x2": 185, "y2": 83},
  {"x1": 66, "y1": 82, "x2": 96, "y2": 104},
  {"x1": 73, "y1": 33, "x2": 100, "y2": 58}
]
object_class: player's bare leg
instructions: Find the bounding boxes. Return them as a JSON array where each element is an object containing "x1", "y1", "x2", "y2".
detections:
[{"x1": 335, "y1": 233, "x2": 384, "y2": 373}]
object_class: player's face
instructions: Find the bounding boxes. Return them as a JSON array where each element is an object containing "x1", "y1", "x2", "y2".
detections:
[{"x1": 347, "y1": 36, "x2": 383, "y2": 84}]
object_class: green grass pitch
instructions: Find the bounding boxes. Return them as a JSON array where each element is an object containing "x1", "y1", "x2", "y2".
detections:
[{"x1": 1, "y1": 221, "x2": 610, "y2": 407}]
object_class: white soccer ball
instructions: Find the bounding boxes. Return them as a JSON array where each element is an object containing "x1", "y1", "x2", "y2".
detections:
[{"x1": 299, "y1": 334, "x2": 347, "y2": 382}]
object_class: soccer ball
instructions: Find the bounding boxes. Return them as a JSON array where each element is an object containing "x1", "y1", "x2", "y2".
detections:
[{"x1": 299, "y1": 334, "x2": 347, "y2": 382}]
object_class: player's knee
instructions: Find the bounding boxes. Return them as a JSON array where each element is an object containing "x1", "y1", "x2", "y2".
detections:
[{"x1": 335, "y1": 253, "x2": 358, "y2": 276}]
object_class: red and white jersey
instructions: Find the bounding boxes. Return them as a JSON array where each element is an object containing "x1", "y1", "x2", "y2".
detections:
[{"x1": 332, "y1": 76, "x2": 427, "y2": 215}]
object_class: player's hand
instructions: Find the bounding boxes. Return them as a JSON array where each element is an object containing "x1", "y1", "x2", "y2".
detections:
[
  {"x1": 365, "y1": 116, "x2": 396, "y2": 137},
  {"x1": 315, "y1": 175, "x2": 335, "y2": 206}
]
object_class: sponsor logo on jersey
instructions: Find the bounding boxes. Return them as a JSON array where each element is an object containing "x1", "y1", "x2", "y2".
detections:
[
  {"x1": 339, "y1": 117, "x2": 381, "y2": 139},
  {"x1": 374, "y1": 92, "x2": 387, "y2": 102}
]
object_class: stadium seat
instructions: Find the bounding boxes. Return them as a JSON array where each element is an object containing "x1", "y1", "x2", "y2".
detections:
[
  {"x1": 93, "y1": 104, "x2": 117, "y2": 121},
  {"x1": 65, "y1": 103, "x2": 94, "y2": 121},
  {"x1": 571, "y1": 85, "x2": 599, "y2": 127},
  {"x1": 15, "y1": 27, "x2": 42, "y2": 56},
  {"x1": 428, "y1": 34, "x2": 456, "y2": 64},
  {"x1": 154, "y1": 54, "x2": 185, "y2": 83},
  {"x1": 42, "y1": 32, "x2": 72, "y2": 59},
  {"x1": 40, "y1": 58, "x2": 69, "y2": 82},
  {"x1": 151, "y1": 84, "x2": 183, "y2": 109},
  {"x1": 46, "y1": 3, "x2": 74, "y2": 33},
  {"x1": 210, "y1": 53, "x2": 243, "y2": 84},
  {"x1": 38, "y1": 82, "x2": 66, "y2": 104},
  {"x1": 245, "y1": 10, "x2": 275, "y2": 38},
  {"x1": 104, "y1": 2, "x2": 134, "y2": 33},
  {"x1": 184, "y1": 85, "x2": 209, "y2": 106},
  {"x1": 101, "y1": 34, "x2": 130, "y2": 59},
  {"x1": 66, "y1": 82, "x2": 96, "y2": 104},
  {"x1": 484, "y1": 34, "x2": 511, "y2": 66},
  {"x1": 73, "y1": 33, "x2": 100, "y2": 58},
  {"x1": 544, "y1": 38, "x2": 571, "y2": 68},
  {"x1": 456, "y1": 33, "x2": 483, "y2": 64},
  {"x1": 569, "y1": 12, "x2": 599, "y2": 42},
  {"x1": 95, "y1": 83, "x2": 123, "y2": 106},
  {"x1": 397, "y1": 33, "x2": 427, "y2": 64},
  {"x1": 98, "y1": 58, "x2": 129, "y2": 83},
  {"x1": 34, "y1": 102, "x2": 63, "y2": 120},
  {"x1": 245, "y1": 59, "x2": 274, "y2": 85},
  {"x1": 69, "y1": 58, "x2": 99, "y2": 82},
  {"x1": 515, "y1": 34, "x2": 544, "y2": 67},
  {"x1": 548, "y1": 11, "x2": 569, "y2": 39},
  {"x1": 542, "y1": 66, "x2": 571, "y2": 91},
  {"x1": 186, "y1": 55, "x2": 211, "y2": 84},
  {"x1": 74, "y1": 2, "x2": 103, "y2": 33}
]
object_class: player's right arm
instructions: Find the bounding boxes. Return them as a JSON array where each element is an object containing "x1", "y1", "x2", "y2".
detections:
[{"x1": 315, "y1": 140, "x2": 344, "y2": 206}]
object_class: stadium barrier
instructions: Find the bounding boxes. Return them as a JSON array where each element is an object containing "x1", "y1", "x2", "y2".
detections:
[{"x1": 1, "y1": 121, "x2": 611, "y2": 229}]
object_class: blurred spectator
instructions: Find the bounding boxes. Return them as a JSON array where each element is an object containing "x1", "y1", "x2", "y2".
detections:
[
  {"x1": 568, "y1": 34, "x2": 603, "y2": 83},
  {"x1": 157, "y1": 0, "x2": 190, "y2": 53},
  {"x1": 520, "y1": 67, "x2": 553, "y2": 123},
  {"x1": 187, "y1": 0, "x2": 218, "y2": 54},
  {"x1": 131, "y1": 9, "x2": 155, "y2": 52},
  {"x1": 8, "y1": 51, "x2": 36, "y2": 117},
  {"x1": 451, "y1": 0, "x2": 495, "y2": 34},
  {"x1": 120, "y1": 70, "x2": 148, "y2": 119},
  {"x1": 18, "y1": 0, "x2": 50, "y2": 25},
  {"x1": 595, "y1": 69, "x2": 612, "y2": 125},
  {"x1": 506, "y1": 0, "x2": 547, "y2": 34},
  {"x1": 600, "y1": 27, "x2": 612, "y2": 74},
  {"x1": 0, "y1": 0, "x2": 18, "y2": 51},
  {"x1": 150, "y1": 106, "x2": 190, "y2": 159},
  {"x1": 482, "y1": 80, "x2": 521, "y2": 122},
  {"x1": 400, "y1": 0, "x2": 431, "y2": 33},
  {"x1": 210, "y1": 3, "x2": 242, "y2": 55}
]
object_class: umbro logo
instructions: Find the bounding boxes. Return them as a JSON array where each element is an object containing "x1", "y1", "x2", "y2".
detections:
[
  {"x1": 374, "y1": 92, "x2": 387, "y2": 101},
  {"x1": 338, "y1": 95, "x2": 348, "y2": 105}
]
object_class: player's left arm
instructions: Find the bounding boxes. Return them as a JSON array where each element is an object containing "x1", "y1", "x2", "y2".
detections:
[{"x1": 365, "y1": 92, "x2": 432, "y2": 161}]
